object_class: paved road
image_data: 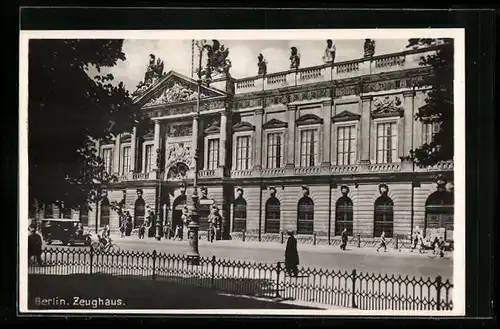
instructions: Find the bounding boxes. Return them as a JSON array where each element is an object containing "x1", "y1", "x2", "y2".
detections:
[{"x1": 43, "y1": 236, "x2": 453, "y2": 280}]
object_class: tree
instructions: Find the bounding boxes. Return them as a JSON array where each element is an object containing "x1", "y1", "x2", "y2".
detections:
[
  {"x1": 28, "y1": 39, "x2": 143, "y2": 210},
  {"x1": 405, "y1": 38, "x2": 454, "y2": 167}
]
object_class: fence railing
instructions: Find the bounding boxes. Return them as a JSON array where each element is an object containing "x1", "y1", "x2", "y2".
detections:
[{"x1": 28, "y1": 248, "x2": 453, "y2": 311}]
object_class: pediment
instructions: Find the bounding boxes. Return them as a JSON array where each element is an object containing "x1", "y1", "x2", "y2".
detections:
[
  {"x1": 134, "y1": 71, "x2": 227, "y2": 107},
  {"x1": 371, "y1": 96, "x2": 404, "y2": 118},
  {"x1": 204, "y1": 124, "x2": 221, "y2": 135},
  {"x1": 332, "y1": 110, "x2": 361, "y2": 123},
  {"x1": 233, "y1": 121, "x2": 255, "y2": 132},
  {"x1": 263, "y1": 118, "x2": 288, "y2": 129},
  {"x1": 120, "y1": 134, "x2": 132, "y2": 143},
  {"x1": 142, "y1": 130, "x2": 154, "y2": 140},
  {"x1": 296, "y1": 114, "x2": 324, "y2": 126}
]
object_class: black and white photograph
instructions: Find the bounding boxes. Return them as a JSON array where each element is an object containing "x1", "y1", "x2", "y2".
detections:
[{"x1": 18, "y1": 29, "x2": 465, "y2": 315}]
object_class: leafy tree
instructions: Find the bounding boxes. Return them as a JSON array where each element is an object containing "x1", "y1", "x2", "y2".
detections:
[
  {"x1": 405, "y1": 38, "x2": 454, "y2": 166},
  {"x1": 29, "y1": 39, "x2": 143, "y2": 210}
]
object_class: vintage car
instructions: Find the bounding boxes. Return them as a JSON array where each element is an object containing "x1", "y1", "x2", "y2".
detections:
[{"x1": 41, "y1": 218, "x2": 92, "y2": 246}]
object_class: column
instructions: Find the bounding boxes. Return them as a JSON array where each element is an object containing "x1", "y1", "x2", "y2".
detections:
[
  {"x1": 219, "y1": 112, "x2": 228, "y2": 168},
  {"x1": 192, "y1": 115, "x2": 199, "y2": 170},
  {"x1": 321, "y1": 100, "x2": 333, "y2": 166},
  {"x1": 359, "y1": 95, "x2": 372, "y2": 163},
  {"x1": 253, "y1": 108, "x2": 264, "y2": 169},
  {"x1": 403, "y1": 90, "x2": 415, "y2": 157},
  {"x1": 153, "y1": 120, "x2": 161, "y2": 171},
  {"x1": 130, "y1": 126, "x2": 137, "y2": 172},
  {"x1": 286, "y1": 104, "x2": 297, "y2": 167},
  {"x1": 112, "y1": 134, "x2": 121, "y2": 174}
]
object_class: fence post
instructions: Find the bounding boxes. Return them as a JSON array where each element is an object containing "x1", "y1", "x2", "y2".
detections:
[
  {"x1": 152, "y1": 250, "x2": 157, "y2": 281},
  {"x1": 313, "y1": 232, "x2": 317, "y2": 245},
  {"x1": 357, "y1": 234, "x2": 361, "y2": 248},
  {"x1": 395, "y1": 234, "x2": 399, "y2": 250},
  {"x1": 89, "y1": 245, "x2": 93, "y2": 275},
  {"x1": 211, "y1": 255, "x2": 216, "y2": 288},
  {"x1": 436, "y1": 275, "x2": 442, "y2": 310},
  {"x1": 275, "y1": 262, "x2": 282, "y2": 298},
  {"x1": 351, "y1": 269, "x2": 358, "y2": 308},
  {"x1": 242, "y1": 230, "x2": 246, "y2": 242}
]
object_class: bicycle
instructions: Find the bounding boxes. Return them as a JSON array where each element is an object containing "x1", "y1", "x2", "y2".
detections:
[{"x1": 91, "y1": 237, "x2": 120, "y2": 253}]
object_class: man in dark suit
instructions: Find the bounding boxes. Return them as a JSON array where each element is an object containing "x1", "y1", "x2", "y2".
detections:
[
  {"x1": 285, "y1": 231, "x2": 299, "y2": 277},
  {"x1": 340, "y1": 228, "x2": 348, "y2": 250}
]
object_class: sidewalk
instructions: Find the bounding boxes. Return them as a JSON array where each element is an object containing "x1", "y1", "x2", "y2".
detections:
[
  {"x1": 28, "y1": 273, "x2": 339, "y2": 310},
  {"x1": 110, "y1": 233, "x2": 453, "y2": 260}
]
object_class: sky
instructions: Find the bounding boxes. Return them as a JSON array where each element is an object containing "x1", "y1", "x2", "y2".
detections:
[{"x1": 91, "y1": 39, "x2": 409, "y2": 93}]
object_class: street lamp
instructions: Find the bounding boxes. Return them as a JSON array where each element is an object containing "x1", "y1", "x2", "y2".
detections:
[{"x1": 155, "y1": 148, "x2": 163, "y2": 241}]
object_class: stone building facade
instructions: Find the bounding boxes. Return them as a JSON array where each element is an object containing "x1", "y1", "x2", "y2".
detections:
[{"x1": 40, "y1": 44, "x2": 454, "y2": 244}]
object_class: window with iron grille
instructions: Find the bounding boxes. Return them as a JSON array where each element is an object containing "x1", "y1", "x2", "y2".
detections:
[
  {"x1": 335, "y1": 196, "x2": 353, "y2": 236},
  {"x1": 376, "y1": 122, "x2": 397, "y2": 164},
  {"x1": 297, "y1": 196, "x2": 314, "y2": 234},
  {"x1": 235, "y1": 135, "x2": 251, "y2": 170},
  {"x1": 266, "y1": 133, "x2": 283, "y2": 169},
  {"x1": 100, "y1": 198, "x2": 110, "y2": 227},
  {"x1": 102, "y1": 148, "x2": 113, "y2": 173},
  {"x1": 337, "y1": 125, "x2": 356, "y2": 165},
  {"x1": 144, "y1": 144, "x2": 154, "y2": 172},
  {"x1": 79, "y1": 204, "x2": 89, "y2": 226},
  {"x1": 232, "y1": 197, "x2": 247, "y2": 232},
  {"x1": 265, "y1": 197, "x2": 281, "y2": 233},
  {"x1": 299, "y1": 129, "x2": 319, "y2": 167},
  {"x1": 374, "y1": 195, "x2": 394, "y2": 238},
  {"x1": 207, "y1": 139, "x2": 220, "y2": 170},
  {"x1": 121, "y1": 146, "x2": 131, "y2": 174},
  {"x1": 423, "y1": 122, "x2": 441, "y2": 145}
]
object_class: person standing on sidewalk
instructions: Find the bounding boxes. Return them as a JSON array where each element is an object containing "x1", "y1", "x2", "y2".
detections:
[
  {"x1": 285, "y1": 231, "x2": 299, "y2": 277},
  {"x1": 376, "y1": 231, "x2": 387, "y2": 252},
  {"x1": 28, "y1": 227, "x2": 43, "y2": 265},
  {"x1": 340, "y1": 228, "x2": 348, "y2": 250}
]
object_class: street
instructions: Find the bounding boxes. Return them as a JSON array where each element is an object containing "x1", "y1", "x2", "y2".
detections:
[{"x1": 45, "y1": 235, "x2": 453, "y2": 280}]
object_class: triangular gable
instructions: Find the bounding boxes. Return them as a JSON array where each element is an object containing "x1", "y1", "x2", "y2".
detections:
[
  {"x1": 204, "y1": 123, "x2": 221, "y2": 135},
  {"x1": 296, "y1": 114, "x2": 324, "y2": 126},
  {"x1": 332, "y1": 110, "x2": 361, "y2": 123},
  {"x1": 371, "y1": 96, "x2": 404, "y2": 119},
  {"x1": 263, "y1": 118, "x2": 288, "y2": 129},
  {"x1": 233, "y1": 121, "x2": 255, "y2": 132},
  {"x1": 134, "y1": 71, "x2": 227, "y2": 107}
]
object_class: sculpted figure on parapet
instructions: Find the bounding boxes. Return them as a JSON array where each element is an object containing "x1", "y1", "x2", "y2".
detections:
[
  {"x1": 290, "y1": 47, "x2": 300, "y2": 70},
  {"x1": 322, "y1": 39, "x2": 336, "y2": 63},
  {"x1": 257, "y1": 53, "x2": 267, "y2": 76},
  {"x1": 132, "y1": 54, "x2": 166, "y2": 96},
  {"x1": 364, "y1": 39, "x2": 376, "y2": 58}
]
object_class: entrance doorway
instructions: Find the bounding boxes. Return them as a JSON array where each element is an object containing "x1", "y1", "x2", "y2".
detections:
[{"x1": 425, "y1": 191, "x2": 454, "y2": 241}]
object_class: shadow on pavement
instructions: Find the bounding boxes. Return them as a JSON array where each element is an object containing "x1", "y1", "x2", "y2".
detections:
[{"x1": 28, "y1": 274, "x2": 322, "y2": 310}]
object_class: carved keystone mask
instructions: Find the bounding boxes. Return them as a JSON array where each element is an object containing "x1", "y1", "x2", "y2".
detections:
[
  {"x1": 236, "y1": 188, "x2": 244, "y2": 198},
  {"x1": 378, "y1": 184, "x2": 389, "y2": 196},
  {"x1": 269, "y1": 187, "x2": 277, "y2": 197},
  {"x1": 302, "y1": 185, "x2": 310, "y2": 197},
  {"x1": 340, "y1": 185, "x2": 350, "y2": 196}
]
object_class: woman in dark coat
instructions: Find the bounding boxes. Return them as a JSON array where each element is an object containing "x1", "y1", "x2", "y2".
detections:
[{"x1": 285, "y1": 231, "x2": 299, "y2": 277}]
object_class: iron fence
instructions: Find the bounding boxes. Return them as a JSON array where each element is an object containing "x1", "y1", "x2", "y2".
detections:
[{"x1": 28, "y1": 247, "x2": 453, "y2": 311}]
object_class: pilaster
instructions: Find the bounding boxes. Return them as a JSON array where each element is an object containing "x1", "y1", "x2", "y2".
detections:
[
  {"x1": 253, "y1": 108, "x2": 264, "y2": 169},
  {"x1": 219, "y1": 112, "x2": 228, "y2": 169},
  {"x1": 403, "y1": 90, "x2": 415, "y2": 157},
  {"x1": 321, "y1": 99, "x2": 333, "y2": 166},
  {"x1": 286, "y1": 104, "x2": 297, "y2": 167},
  {"x1": 153, "y1": 121, "x2": 161, "y2": 171},
  {"x1": 359, "y1": 95, "x2": 372, "y2": 164},
  {"x1": 112, "y1": 134, "x2": 121, "y2": 174},
  {"x1": 130, "y1": 127, "x2": 137, "y2": 172}
]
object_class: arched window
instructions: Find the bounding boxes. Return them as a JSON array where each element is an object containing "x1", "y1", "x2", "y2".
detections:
[
  {"x1": 374, "y1": 195, "x2": 394, "y2": 238},
  {"x1": 265, "y1": 197, "x2": 281, "y2": 233},
  {"x1": 79, "y1": 204, "x2": 89, "y2": 226},
  {"x1": 44, "y1": 204, "x2": 53, "y2": 218},
  {"x1": 335, "y1": 196, "x2": 353, "y2": 236},
  {"x1": 297, "y1": 196, "x2": 314, "y2": 235},
  {"x1": 100, "y1": 198, "x2": 110, "y2": 227},
  {"x1": 425, "y1": 191, "x2": 454, "y2": 241},
  {"x1": 134, "y1": 197, "x2": 146, "y2": 228},
  {"x1": 232, "y1": 197, "x2": 247, "y2": 232}
]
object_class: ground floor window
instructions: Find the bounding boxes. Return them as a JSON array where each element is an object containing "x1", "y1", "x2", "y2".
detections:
[
  {"x1": 297, "y1": 196, "x2": 314, "y2": 234},
  {"x1": 232, "y1": 197, "x2": 247, "y2": 232},
  {"x1": 374, "y1": 195, "x2": 394, "y2": 238},
  {"x1": 265, "y1": 197, "x2": 280, "y2": 233},
  {"x1": 335, "y1": 196, "x2": 354, "y2": 236}
]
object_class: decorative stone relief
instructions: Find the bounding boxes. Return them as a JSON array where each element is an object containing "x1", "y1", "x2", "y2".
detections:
[
  {"x1": 168, "y1": 122, "x2": 193, "y2": 137},
  {"x1": 145, "y1": 82, "x2": 208, "y2": 106},
  {"x1": 165, "y1": 142, "x2": 195, "y2": 171},
  {"x1": 371, "y1": 95, "x2": 404, "y2": 118}
]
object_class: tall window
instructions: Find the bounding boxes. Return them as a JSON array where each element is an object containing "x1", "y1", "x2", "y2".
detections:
[
  {"x1": 102, "y1": 148, "x2": 113, "y2": 173},
  {"x1": 79, "y1": 204, "x2": 89, "y2": 226},
  {"x1": 100, "y1": 198, "x2": 110, "y2": 227},
  {"x1": 265, "y1": 197, "x2": 281, "y2": 233},
  {"x1": 297, "y1": 196, "x2": 314, "y2": 234},
  {"x1": 207, "y1": 139, "x2": 220, "y2": 170},
  {"x1": 337, "y1": 125, "x2": 356, "y2": 165},
  {"x1": 44, "y1": 204, "x2": 53, "y2": 218},
  {"x1": 374, "y1": 195, "x2": 394, "y2": 238},
  {"x1": 235, "y1": 136, "x2": 251, "y2": 170},
  {"x1": 423, "y1": 122, "x2": 441, "y2": 145},
  {"x1": 376, "y1": 122, "x2": 397, "y2": 164},
  {"x1": 121, "y1": 146, "x2": 131, "y2": 174},
  {"x1": 425, "y1": 191, "x2": 454, "y2": 241},
  {"x1": 144, "y1": 144, "x2": 154, "y2": 172},
  {"x1": 335, "y1": 197, "x2": 354, "y2": 236},
  {"x1": 267, "y1": 133, "x2": 283, "y2": 168},
  {"x1": 300, "y1": 129, "x2": 319, "y2": 167},
  {"x1": 232, "y1": 197, "x2": 247, "y2": 232}
]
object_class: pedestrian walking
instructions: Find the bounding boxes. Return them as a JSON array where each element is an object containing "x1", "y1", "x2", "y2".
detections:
[
  {"x1": 340, "y1": 228, "x2": 348, "y2": 250},
  {"x1": 410, "y1": 231, "x2": 418, "y2": 252},
  {"x1": 125, "y1": 211, "x2": 133, "y2": 236},
  {"x1": 285, "y1": 231, "x2": 299, "y2": 277},
  {"x1": 28, "y1": 227, "x2": 43, "y2": 265},
  {"x1": 376, "y1": 231, "x2": 387, "y2": 252},
  {"x1": 119, "y1": 215, "x2": 126, "y2": 238},
  {"x1": 418, "y1": 231, "x2": 426, "y2": 254}
]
